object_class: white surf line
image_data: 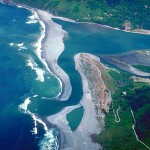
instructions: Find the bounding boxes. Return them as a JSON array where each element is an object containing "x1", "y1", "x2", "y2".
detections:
[
  {"x1": 8, "y1": 3, "x2": 63, "y2": 98},
  {"x1": 25, "y1": 8, "x2": 63, "y2": 98},
  {"x1": 131, "y1": 109, "x2": 150, "y2": 150},
  {"x1": 19, "y1": 97, "x2": 59, "y2": 150},
  {"x1": 36, "y1": 10, "x2": 72, "y2": 101},
  {"x1": 36, "y1": 12, "x2": 63, "y2": 99},
  {"x1": 26, "y1": 58, "x2": 45, "y2": 82},
  {"x1": 19, "y1": 97, "x2": 48, "y2": 135}
]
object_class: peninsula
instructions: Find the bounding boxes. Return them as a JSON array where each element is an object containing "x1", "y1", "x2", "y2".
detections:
[{"x1": 1, "y1": 0, "x2": 150, "y2": 150}]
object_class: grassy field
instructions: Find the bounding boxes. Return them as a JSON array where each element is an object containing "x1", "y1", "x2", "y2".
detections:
[{"x1": 13, "y1": 0, "x2": 150, "y2": 30}]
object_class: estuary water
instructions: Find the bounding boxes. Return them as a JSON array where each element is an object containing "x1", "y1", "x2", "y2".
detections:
[{"x1": 0, "y1": 3, "x2": 150, "y2": 150}]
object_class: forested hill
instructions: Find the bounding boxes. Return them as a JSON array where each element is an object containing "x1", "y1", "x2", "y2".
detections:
[{"x1": 13, "y1": 0, "x2": 150, "y2": 30}]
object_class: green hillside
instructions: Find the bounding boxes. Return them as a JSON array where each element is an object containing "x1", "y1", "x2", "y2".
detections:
[
  {"x1": 13, "y1": 0, "x2": 150, "y2": 30},
  {"x1": 95, "y1": 69, "x2": 150, "y2": 149}
]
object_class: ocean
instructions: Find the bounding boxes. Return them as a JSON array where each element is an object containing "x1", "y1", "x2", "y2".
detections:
[
  {"x1": 0, "y1": 2, "x2": 150, "y2": 150},
  {"x1": 0, "y1": 3, "x2": 59, "y2": 150}
]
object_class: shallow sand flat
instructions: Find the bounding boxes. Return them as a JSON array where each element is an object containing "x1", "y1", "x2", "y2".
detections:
[
  {"x1": 36, "y1": 9, "x2": 72, "y2": 101},
  {"x1": 47, "y1": 104, "x2": 81, "y2": 149},
  {"x1": 47, "y1": 53, "x2": 106, "y2": 150},
  {"x1": 102, "y1": 51, "x2": 150, "y2": 77},
  {"x1": 129, "y1": 65, "x2": 150, "y2": 76}
]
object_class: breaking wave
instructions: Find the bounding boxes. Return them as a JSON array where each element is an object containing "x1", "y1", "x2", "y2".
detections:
[
  {"x1": 19, "y1": 97, "x2": 59, "y2": 149},
  {"x1": 39, "y1": 129, "x2": 59, "y2": 150},
  {"x1": 26, "y1": 12, "x2": 38, "y2": 24},
  {"x1": 9, "y1": 42, "x2": 28, "y2": 50},
  {"x1": 26, "y1": 57, "x2": 45, "y2": 82}
]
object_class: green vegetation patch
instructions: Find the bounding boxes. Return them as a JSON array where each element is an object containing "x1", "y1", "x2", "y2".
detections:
[
  {"x1": 95, "y1": 69, "x2": 150, "y2": 149},
  {"x1": 133, "y1": 64, "x2": 150, "y2": 73},
  {"x1": 14, "y1": 0, "x2": 150, "y2": 30}
]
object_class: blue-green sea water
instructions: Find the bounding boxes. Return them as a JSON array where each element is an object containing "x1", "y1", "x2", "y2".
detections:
[
  {"x1": 0, "y1": 2, "x2": 150, "y2": 150},
  {"x1": 0, "y1": 3, "x2": 59, "y2": 150}
]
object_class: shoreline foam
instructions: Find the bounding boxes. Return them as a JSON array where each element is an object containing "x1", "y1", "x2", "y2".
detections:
[
  {"x1": 0, "y1": 1, "x2": 71, "y2": 100},
  {"x1": 36, "y1": 9, "x2": 72, "y2": 101}
]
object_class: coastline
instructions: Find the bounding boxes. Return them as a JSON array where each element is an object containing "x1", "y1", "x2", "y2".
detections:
[
  {"x1": 0, "y1": 1, "x2": 72, "y2": 100},
  {"x1": 39, "y1": 9, "x2": 150, "y2": 36},
  {"x1": 47, "y1": 53, "x2": 111, "y2": 149},
  {"x1": 1, "y1": 1, "x2": 150, "y2": 149},
  {"x1": 35, "y1": 9, "x2": 72, "y2": 101},
  {"x1": 79, "y1": 21, "x2": 150, "y2": 35},
  {"x1": 1, "y1": 1, "x2": 150, "y2": 36},
  {"x1": 44, "y1": 12, "x2": 150, "y2": 35}
]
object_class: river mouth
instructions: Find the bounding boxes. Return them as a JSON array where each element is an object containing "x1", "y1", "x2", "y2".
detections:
[
  {"x1": 0, "y1": 2, "x2": 150, "y2": 150},
  {"x1": 28, "y1": 17, "x2": 150, "y2": 117}
]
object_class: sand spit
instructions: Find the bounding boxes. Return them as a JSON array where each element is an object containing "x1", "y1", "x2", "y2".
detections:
[
  {"x1": 132, "y1": 76, "x2": 150, "y2": 84},
  {"x1": 47, "y1": 104, "x2": 81, "y2": 149},
  {"x1": 102, "y1": 51, "x2": 150, "y2": 77},
  {"x1": 77, "y1": 53, "x2": 111, "y2": 113},
  {"x1": 129, "y1": 65, "x2": 150, "y2": 76},
  {"x1": 47, "y1": 53, "x2": 112, "y2": 150},
  {"x1": 129, "y1": 29, "x2": 150, "y2": 35},
  {"x1": 36, "y1": 10, "x2": 72, "y2": 101}
]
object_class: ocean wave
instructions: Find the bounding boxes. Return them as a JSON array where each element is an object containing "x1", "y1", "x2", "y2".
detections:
[
  {"x1": 33, "y1": 95, "x2": 38, "y2": 98},
  {"x1": 26, "y1": 58, "x2": 45, "y2": 82},
  {"x1": 27, "y1": 110, "x2": 48, "y2": 135},
  {"x1": 33, "y1": 11, "x2": 45, "y2": 60},
  {"x1": 19, "y1": 97, "x2": 59, "y2": 148},
  {"x1": 19, "y1": 97, "x2": 31, "y2": 112},
  {"x1": 19, "y1": 97, "x2": 37, "y2": 134},
  {"x1": 39, "y1": 129, "x2": 59, "y2": 150},
  {"x1": 26, "y1": 12, "x2": 38, "y2": 24},
  {"x1": 9, "y1": 42, "x2": 28, "y2": 50},
  {"x1": 33, "y1": 11, "x2": 63, "y2": 99},
  {"x1": 19, "y1": 97, "x2": 48, "y2": 134},
  {"x1": 35, "y1": 10, "x2": 73, "y2": 100},
  {"x1": 9, "y1": 42, "x2": 14, "y2": 47}
]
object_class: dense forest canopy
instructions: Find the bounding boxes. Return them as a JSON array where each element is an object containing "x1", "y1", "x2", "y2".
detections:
[{"x1": 13, "y1": 0, "x2": 150, "y2": 30}]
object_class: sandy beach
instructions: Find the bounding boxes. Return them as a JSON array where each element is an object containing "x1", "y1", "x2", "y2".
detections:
[
  {"x1": 36, "y1": 9, "x2": 72, "y2": 101},
  {"x1": 8, "y1": 5, "x2": 106, "y2": 149},
  {"x1": 47, "y1": 53, "x2": 112, "y2": 149},
  {"x1": 35, "y1": 9, "x2": 111, "y2": 150}
]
